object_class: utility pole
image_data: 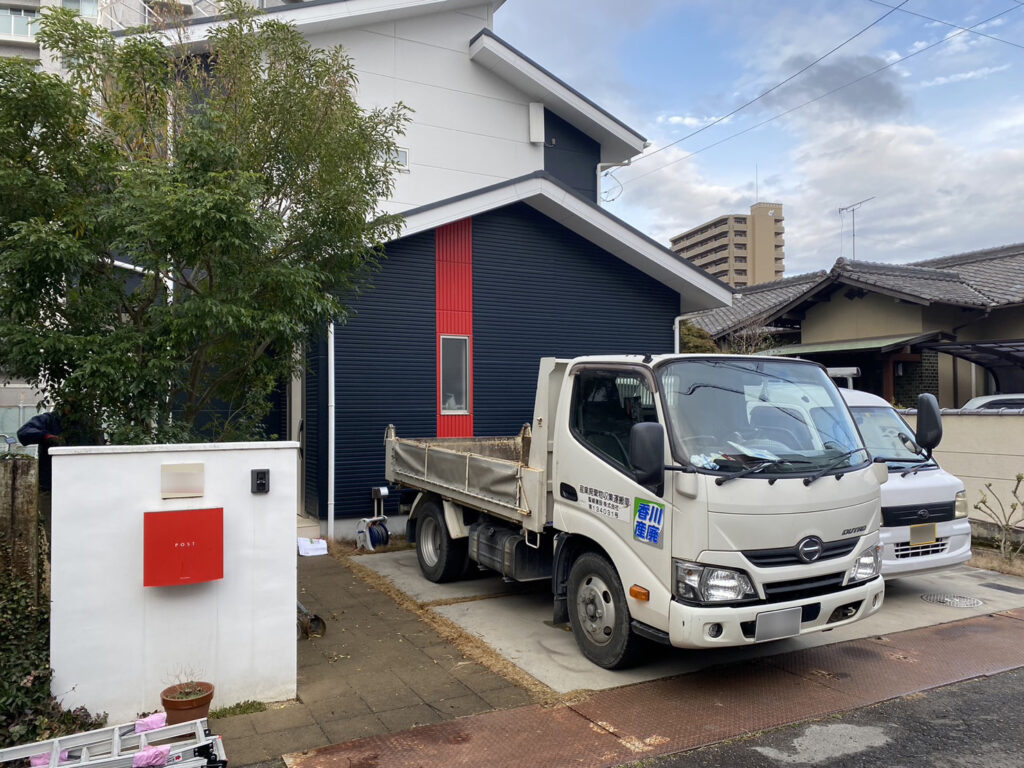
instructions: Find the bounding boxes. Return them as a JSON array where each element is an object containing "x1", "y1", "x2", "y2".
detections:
[{"x1": 838, "y1": 196, "x2": 875, "y2": 260}]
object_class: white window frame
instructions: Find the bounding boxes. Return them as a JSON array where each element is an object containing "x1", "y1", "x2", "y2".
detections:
[{"x1": 440, "y1": 335, "x2": 470, "y2": 415}]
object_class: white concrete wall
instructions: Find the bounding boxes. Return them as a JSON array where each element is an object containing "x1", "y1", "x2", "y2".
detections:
[
  {"x1": 50, "y1": 442, "x2": 298, "y2": 723},
  {"x1": 305, "y1": 5, "x2": 544, "y2": 212},
  {"x1": 902, "y1": 412, "x2": 1024, "y2": 522}
]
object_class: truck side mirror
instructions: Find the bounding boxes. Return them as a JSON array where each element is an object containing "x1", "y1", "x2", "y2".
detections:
[
  {"x1": 914, "y1": 393, "x2": 942, "y2": 455},
  {"x1": 630, "y1": 422, "x2": 665, "y2": 491}
]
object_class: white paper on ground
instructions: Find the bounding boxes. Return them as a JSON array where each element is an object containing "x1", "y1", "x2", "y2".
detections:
[{"x1": 297, "y1": 537, "x2": 328, "y2": 556}]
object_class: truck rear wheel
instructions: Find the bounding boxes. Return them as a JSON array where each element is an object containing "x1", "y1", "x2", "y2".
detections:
[
  {"x1": 567, "y1": 552, "x2": 642, "y2": 669},
  {"x1": 415, "y1": 501, "x2": 467, "y2": 583}
]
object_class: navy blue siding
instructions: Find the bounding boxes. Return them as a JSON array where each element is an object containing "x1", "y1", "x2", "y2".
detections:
[
  {"x1": 472, "y1": 203, "x2": 678, "y2": 438},
  {"x1": 544, "y1": 109, "x2": 600, "y2": 202},
  {"x1": 333, "y1": 230, "x2": 436, "y2": 518},
  {"x1": 304, "y1": 332, "x2": 328, "y2": 518}
]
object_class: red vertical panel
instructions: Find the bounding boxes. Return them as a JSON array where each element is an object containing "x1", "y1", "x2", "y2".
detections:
[{"x1": 436, "y1": 219, "x2": 474, "y2": 437}]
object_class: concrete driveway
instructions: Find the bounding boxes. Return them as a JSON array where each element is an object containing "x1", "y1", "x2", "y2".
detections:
[{"x1": 359, "y1": 550, "x2": 1024, "y2": 692}]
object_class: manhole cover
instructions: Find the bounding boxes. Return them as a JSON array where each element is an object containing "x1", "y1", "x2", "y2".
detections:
[{"x1": 921, "y1": 593, "x2": 983, "y2": 608}]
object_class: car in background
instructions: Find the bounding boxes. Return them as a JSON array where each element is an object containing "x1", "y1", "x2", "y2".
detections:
[
  {"x1": 840, "y1": 388, "x2": 972, "y2": 579},
  {"x1": 960, "y1": 394, "x2": 1024, "y2": 410}
]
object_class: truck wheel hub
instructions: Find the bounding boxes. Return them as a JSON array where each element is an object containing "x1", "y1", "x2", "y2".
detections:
[{"x1": 576, "y1": 575, "x2": 615, "y2": 646}]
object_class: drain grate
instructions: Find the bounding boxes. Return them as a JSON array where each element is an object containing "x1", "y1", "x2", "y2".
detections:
[{"x1": 921, "y1": 593, "x2": 984, "y2": 608}]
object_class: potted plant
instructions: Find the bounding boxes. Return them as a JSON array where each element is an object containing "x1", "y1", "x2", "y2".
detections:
[{"x1": 160, "y1": 679, "x2": 215, "y2": 724}]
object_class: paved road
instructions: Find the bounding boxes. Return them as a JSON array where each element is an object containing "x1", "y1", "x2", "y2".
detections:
[{"x1": 635, "y1": 667, "x2": 1024, "y2": 768}]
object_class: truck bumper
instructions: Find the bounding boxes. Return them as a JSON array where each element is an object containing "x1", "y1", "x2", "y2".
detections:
[
  {"x1": 880, "y1": 518, "x2": 972, "y2": 578},
  {"x1": 667, "y1": 576, "x2": 885, "y2": 649}
]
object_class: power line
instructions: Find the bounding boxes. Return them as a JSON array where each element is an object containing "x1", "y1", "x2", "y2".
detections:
[
  {"x1": 865, "y1": 0, "x2": 1024, "y2": 51},
  {"x1": 614, "y1": 0, "x2": 911, "y2": 170},
  {"x1": 616, "y1": 3, "x2": 1023, "y2": 190}
]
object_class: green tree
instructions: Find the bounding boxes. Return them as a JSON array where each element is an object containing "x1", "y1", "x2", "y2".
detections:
[
  {"x1": 0, "y1": 3, "x2": 408, "y2": 441},
  {"x1": 678, "y1": 320, "x2": 719, "y2": 354}
]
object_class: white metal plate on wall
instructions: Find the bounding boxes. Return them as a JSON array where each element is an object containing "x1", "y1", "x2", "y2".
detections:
[{"x1": 160, "y1": 462, "x2": 205, "y2": 499}]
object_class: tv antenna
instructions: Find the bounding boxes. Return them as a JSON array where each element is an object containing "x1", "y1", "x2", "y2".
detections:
[{"x1": 838, "y1": 196, "x2": 875, "y2": 260}]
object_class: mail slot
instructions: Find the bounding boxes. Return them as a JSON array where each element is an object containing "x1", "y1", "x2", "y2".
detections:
[{"x1": 144, "y1": 507, "x2": 224, "y2": 587}]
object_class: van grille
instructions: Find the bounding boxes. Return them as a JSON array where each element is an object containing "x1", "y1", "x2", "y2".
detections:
[
  {"x1": 894, "y1": 538, "x2": 948, "y2": 559},
  {"x1": 882, "y1": 501, "x2": 955, "y2": 527}
]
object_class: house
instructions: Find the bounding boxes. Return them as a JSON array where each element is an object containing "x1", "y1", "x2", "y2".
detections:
[
  {"x1": 149, "y1": 0, "x2": 733, "y2": 521},
  {"x1": 684, "y1": 243, "x2": 1024, "y2": 408}
]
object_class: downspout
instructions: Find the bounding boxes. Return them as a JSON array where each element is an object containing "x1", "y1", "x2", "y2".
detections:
[
  {"x1": 673, "y1": 315, "x2": 681, "y2": 354},
  {"x1": 326, "y1": 320, "x2": 336, "y2": 542}
]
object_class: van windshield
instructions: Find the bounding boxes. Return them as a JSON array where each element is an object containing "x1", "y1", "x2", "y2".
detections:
[
  {"x1": 656, "y1": 358, "x2": 866, "y2": 477},
  {"x1": 849, "y1": 406, "x2": 925, "y2": 463}
]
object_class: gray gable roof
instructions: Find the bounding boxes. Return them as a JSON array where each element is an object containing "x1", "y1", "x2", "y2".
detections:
[
  {"x1": 683, "y1": 241, "x2": 1024, "y2": 339},
  {"x1": 684, "y1": 271, "x2": 827, "y2": 337}
]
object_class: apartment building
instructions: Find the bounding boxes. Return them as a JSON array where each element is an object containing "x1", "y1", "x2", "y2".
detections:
[{"x1": 670, "y1": 201, "x2": 785, "y2": 288}]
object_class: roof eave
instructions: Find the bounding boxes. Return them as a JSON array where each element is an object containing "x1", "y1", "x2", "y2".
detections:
[
  {"x1": 468, "y1": 30, "x2": 646, "y2": 163},
  {"x1": 397, "y1": 173, "x2": 730, "y2": 310}
]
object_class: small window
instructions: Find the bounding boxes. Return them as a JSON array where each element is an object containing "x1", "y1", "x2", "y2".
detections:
[
  {"x1": 440, "y1": 336, "x2": 469, "y2": 414},
  {"x1": 393, "y1": 147, "x2": 409, "y2": 172},
  {"x1": 62, "y1": 0, "x2": 98, "y2": 16}
]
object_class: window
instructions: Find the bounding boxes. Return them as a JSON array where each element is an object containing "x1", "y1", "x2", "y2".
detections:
[
  {"x1": 735, "y1": 256, "x2": 747, "y2": 263},
  {"x1": 440, "y1": 336, "x2": 469, "y2": 414},
  {"x1": 393, "y1": 147, "x2": 409, "y2": 172},
  {"x1": 62, "y1": 0, "x2": 98, "y2": 16},
  {"x1": 0, "y1": 7, "x2": 36, "y2": 36},
  {"x1": 570, "y1": 369, "x2": 656, "y2": 471},
  {"x1": 734, "y1": 269, "x2": 747, "y2": 276}
]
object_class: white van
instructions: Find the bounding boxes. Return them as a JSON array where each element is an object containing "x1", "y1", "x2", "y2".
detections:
[{"x1": 839, "y1": 389, "x2": 971, "y2": 578}]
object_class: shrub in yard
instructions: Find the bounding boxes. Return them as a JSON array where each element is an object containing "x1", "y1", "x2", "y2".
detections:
[
  {"x1": 1, "y1": 541, "x2": 106, "y2": 747},
  {"x1": 974, "y1": 474, "x2": 1024, "y2": 562}
]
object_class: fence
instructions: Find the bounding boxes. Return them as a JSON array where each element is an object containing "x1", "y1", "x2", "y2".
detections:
[{"x1": 0, "y1": 457, "x2": 41, "y2": 600}]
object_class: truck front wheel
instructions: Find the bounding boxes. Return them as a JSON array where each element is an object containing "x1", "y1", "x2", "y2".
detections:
[
  {"x1": 415, "y1": 501, "x2": 467, "y2": 583},
  {"x1": 567, "y1": 552, "x2": 642, "y2": 669}
]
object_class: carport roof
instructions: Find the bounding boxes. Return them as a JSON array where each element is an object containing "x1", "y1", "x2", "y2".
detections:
[{"x1": 765, "y1": 331, "x2": 950, "y2": 357}]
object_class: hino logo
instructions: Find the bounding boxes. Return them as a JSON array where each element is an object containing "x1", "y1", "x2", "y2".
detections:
[
  {"x1": 797, "y1": 536, "x2": 824, "y2": 563},
  {"x1": 917, "y1": 509, "x2": 931, "y2": 520}
]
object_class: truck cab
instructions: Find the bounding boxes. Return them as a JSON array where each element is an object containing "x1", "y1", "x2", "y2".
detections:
[{"x1": 839, "y1": 388, "x2": 971, "y2": 578}]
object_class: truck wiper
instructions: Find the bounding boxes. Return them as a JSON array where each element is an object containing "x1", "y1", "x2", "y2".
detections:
[
  {"x1": 803, "y1": 448, "x2": 869, "y2": 486},
  {"x1": 715, "y1": 458, "x2": 811, "y2": 486}
]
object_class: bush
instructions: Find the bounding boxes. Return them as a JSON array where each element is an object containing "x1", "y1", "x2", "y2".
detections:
[{"x1": 1, "y1": 541, "x2": 106, "y2": 747}]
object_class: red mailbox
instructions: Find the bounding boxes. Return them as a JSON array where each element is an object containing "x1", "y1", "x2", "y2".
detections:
[{"x1": 144, "y1": 507, "x2": 224, "y2": 587}]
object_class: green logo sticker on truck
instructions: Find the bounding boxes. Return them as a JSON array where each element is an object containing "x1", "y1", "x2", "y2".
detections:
[{"x1": 633, "y1": 498, "x2": 664, "y2": 548}]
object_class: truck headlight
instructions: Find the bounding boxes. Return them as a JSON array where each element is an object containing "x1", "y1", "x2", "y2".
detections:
[
  {"x1": 955, "y1": 490, "x2": 968, "y2": 519},
  {"x1": 673, "y1": 559, "x2": 756, "y2": 603},
  {"x1": 847, "y1": 546, "x2": 881, "y2": 584}
]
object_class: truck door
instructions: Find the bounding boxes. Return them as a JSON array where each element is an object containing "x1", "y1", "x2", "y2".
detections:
[{"x1": 553, "y1": 366, "x2": 671, "y2": 626}]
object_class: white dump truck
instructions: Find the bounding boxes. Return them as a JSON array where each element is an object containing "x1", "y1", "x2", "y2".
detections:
[{"x1": 385, "y1": 355, "x2": 943, "y2": 669}]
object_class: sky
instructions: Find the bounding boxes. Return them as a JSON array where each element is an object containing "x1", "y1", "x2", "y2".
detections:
[{"x1": 493, "y1": 0, "x2": 1024, "y2": 277}]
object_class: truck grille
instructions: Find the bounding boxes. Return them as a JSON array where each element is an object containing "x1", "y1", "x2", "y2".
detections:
[
  {"x1": 894, "y1": 538, "x2": 948, "y2": 559},
  {"x1": 762, "y1": 572, "x2": 850, "y2": 603},
  {"x1": 743, "y1": 537, "x2": 859, "y2": 567},
  {"x1": 882, "y1": 501, "x2": 955, "y2": 527}
]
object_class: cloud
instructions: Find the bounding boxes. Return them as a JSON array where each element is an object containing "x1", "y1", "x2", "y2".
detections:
[
  {"x1": 657, "y1": 114, "x2": 727, "y2": 128},
  {"x1": 760, "y1": 54, "x2": 908, "y2": 122},
  {"x1": 919, "y1": 64, "x2": 1011, "y2": 88}
]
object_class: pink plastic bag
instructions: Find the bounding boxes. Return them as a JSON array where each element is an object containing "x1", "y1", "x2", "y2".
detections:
[
  {"x1": 134, "y1": 712, "x2": 168, "y2": 733},
  {"x1": 132, "y1": 745, "x2": 170, "y2": 768},
  {"x1": 29, "y1": 752, "x2": 69, "y2": 766}
]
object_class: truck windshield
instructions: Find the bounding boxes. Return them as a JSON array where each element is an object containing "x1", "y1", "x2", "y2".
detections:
[
  {"x1": 849, "y1": 406, "x2": 927, "y2": 464},
  {"x1": 656, "y1": 358, "x2": 867, "y2": 478}
]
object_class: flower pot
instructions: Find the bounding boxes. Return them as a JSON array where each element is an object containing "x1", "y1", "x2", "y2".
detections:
[{"x1": 160, "y1": 682, "x2": 215, "y2": 725}]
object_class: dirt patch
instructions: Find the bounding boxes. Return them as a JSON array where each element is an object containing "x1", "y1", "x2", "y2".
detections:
[
  {"x1": 331, "y1": 546, "x2": 591, "y2": 708},
  {"x1": 967, "y1": 547, "x2": 1024, "y2": 578},
  {"x1": 331, "y1": 536, "x2": 415, "y2": 557}
]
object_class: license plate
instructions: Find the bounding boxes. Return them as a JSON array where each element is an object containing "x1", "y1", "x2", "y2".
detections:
[
  {"x1": 754, "y1": 606, "x2": 802, "y2": 641},
  {"x1": 910, "y1": 523, "x2": 937, "y2": 546}
]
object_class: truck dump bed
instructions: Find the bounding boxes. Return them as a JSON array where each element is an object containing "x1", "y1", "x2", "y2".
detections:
[{"x1": 384, "y1": 424, "x2": 547, "y2": 528}]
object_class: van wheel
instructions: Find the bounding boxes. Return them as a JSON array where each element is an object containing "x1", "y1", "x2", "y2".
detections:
[
  {"x1": 567, "y1": 552, "x2": 642, "y2": 669},
  {"x1": 415, "y1": 501, "x2": 467, "y2": 583}
]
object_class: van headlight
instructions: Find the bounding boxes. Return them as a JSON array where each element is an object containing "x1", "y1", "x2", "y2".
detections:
[
  {"x1": 955, "y1": 490, "x2": 968, "y2": 519},
  {"x1": 673, "y1": 560, "x2": 756, "y2": 603},
  {"x1": 847, "y1": 546, "x2": 881, "y2": 584}
]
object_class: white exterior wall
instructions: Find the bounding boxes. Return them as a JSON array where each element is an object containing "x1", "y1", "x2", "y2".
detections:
[
  {"x1": 49, "y1": 442, "x2": 298, "y2": 723},
  {"x1": 304, "y1": 5, "x2": 544, "y2": 212}
]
